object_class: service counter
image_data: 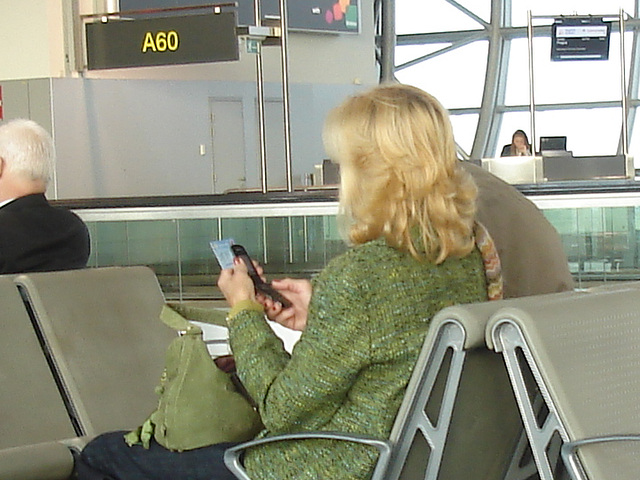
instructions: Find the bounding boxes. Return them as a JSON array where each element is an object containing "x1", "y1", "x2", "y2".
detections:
[{"x1": 54, "y1": 179, "x2": 640, "y2": 300}]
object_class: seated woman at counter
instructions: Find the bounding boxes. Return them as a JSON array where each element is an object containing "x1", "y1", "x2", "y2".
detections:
[
  {"x1": 500, "y1": 129, "x2": 532, "y2": 157},
  {"x1": 74, "y1": 83, "x2": 497, "y2": 480}
]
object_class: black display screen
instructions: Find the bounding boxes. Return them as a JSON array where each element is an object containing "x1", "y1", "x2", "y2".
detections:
[
  {"x1": 119, "y1": 0, "x2": 360, "y2": 33},
  {"x1": 551, "y1": 16, "x2": 611, "y2": 61},
  {"x1": 86, "y1": 12, "x2": 239, "y2": 70}
]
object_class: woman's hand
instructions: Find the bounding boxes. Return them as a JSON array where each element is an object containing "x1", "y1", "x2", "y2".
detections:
[
  {"x1": 217, "y1": 257, "x2": 257, "y2": 307},
  {"x1": 259, "y1": 278, "x2": 312, "y2": 331}
]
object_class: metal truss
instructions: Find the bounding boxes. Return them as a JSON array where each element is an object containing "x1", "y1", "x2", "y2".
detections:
[{"x1": 376, "y1": 0, "x2": 640, "y2": 159}]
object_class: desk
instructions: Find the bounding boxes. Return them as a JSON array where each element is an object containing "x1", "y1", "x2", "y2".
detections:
[{"x1": 543, "y1": 154, "x2": 633, "y2": 181}]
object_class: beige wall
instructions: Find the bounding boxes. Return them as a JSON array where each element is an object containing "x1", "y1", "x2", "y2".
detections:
[{"x1": 0, "y1": 1, "x2": 67, "y2": 80}]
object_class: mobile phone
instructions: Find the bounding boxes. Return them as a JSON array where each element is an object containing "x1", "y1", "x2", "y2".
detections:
[{"x1": 231, "y1": 244, "x2": 292, "y2": 309}]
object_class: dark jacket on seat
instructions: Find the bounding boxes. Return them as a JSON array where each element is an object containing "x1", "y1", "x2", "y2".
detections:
[{"x1": 462, "y1": 162, "x2": 574, "y2": 298}]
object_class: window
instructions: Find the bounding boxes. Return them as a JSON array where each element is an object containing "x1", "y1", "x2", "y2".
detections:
[{"x1": 394, "y1": 0, "x2": 639, "y2": 164}]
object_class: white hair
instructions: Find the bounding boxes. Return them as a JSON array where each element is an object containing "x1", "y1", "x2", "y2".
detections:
[{"x1": 0, "y1": 119, "x2": 54, "y2": 184}]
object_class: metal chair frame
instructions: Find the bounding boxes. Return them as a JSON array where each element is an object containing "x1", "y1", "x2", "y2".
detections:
[
  {"x1": 491, "y1": 320, "x2": 569, "y2": 480},
  {"x1": 225, "y1": 319, "x2": 469, "y2": 480}
]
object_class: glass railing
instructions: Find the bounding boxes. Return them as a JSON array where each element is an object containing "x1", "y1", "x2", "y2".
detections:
[
  {"x1": 74, "y1": 189, "x2": 640, "y2": 299},
  {"x1": 79, "y1": 201, "x2": 344, "y2": 300},
  {"x1": 540, "y1": 198, "x2": 640, "y2": 286}
]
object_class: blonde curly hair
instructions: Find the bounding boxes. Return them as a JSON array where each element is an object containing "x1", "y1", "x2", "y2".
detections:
[{"x1": 323, "y1": 83, "x2": 477, "y2": 264}]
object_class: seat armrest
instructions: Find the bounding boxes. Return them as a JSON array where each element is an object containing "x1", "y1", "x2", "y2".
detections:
[
  {"x1": 60, "y1": 435, "x2": 93, "y2": 452},
  {"x1": 0, "y1": 441, "x2": 75, "y2": 480},
  {"x1": 561, "y1": 435, "x2": 640, "y2": 480},
  {"x1": 224, "y1": 432, "x2": 392, "y2": 480}
]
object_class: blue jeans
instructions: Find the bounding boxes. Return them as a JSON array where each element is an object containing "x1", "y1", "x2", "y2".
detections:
[{"x1": 75, "y1": 431, "x2": 239, "y2": 480}]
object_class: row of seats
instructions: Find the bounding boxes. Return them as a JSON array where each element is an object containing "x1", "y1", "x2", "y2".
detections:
[
  {"x1": 2, "y1": 267, "x2": 639, "y2": 480},
  {"x1": 487, "y1": 282, "x2": 640, "y2": 480},
  {"x1": 0, "y1": 267, "x2": 176, "y2": 480},
  {"x1": 226, "y1": 282, "x2": 640, "y2": 480}
]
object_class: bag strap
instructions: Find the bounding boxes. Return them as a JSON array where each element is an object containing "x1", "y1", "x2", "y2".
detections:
[
  {"x1": 159, "y1": 304, "x2": 202, "y2": 334},
  {"x1": 165, "y1": 302, "x2": 228, "y2": 327}
]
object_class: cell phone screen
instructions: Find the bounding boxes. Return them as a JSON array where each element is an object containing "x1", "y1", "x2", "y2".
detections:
[
  {"x1": 210, "y1": 239, "x2": 235, "y2": 269},
  {"x1": 231, "y1": 245, "x2": 292, "y2": 308}
]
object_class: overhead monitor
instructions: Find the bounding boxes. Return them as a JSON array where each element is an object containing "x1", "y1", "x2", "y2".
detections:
[
  {"x1": 551, "y1": 16, "x2": 611, "y2": 61},
  {"x1": 120, "y1": 0, "x2": 360, "y2": 33},
  {"x1": 85, "y1": 13, "x2": 239, "y2": 70},
  {"x1": 85, "y1": 12, "x2": 240, "y2": 70},
  {"x1": 540, "y1": 136, "x2": 567, "y2": 152}
]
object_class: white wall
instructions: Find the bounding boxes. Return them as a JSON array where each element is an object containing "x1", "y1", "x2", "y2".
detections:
[
  {"x1": 0, "y1": 1, "x2": 378, "y2": 199},
  {"x1": 50, "y1": 77, "x2": 365, "y2": 198}
]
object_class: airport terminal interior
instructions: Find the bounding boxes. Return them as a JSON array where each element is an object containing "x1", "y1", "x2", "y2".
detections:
[
  {"x1": 3, "y1": 1, "x2": 640, "y2": 479},
  {"x1": 0, "y1": 0, "x2": 638, "y2": 299},
  {"x1": 2, "y1": 0, "x2": 638, "y2": 300}
]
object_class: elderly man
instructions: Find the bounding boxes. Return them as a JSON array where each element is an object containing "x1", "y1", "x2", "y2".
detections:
[{"x1": 0, "y1": 118, "x2": 90, "y2": 274}]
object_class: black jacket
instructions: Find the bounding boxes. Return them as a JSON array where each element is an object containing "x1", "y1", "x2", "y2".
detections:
[{"x1": 0, "y1": 193, "x2": 90, "y2": 274}]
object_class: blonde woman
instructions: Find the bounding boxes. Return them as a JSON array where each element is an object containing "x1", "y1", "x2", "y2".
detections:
[{"x1": 76, "y1": 84, "x2": 495, "y2": 480}]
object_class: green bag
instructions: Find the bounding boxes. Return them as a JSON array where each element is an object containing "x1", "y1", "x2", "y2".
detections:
[{"x1": 125, "y1": 304, "x2": 263, "y2": 452}]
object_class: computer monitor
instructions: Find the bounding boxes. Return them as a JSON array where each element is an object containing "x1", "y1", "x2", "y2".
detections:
[
  {"x1": 321, "y1": 159, "x2": 340, "y2": 185},
  {"x1": 539, "y1": 136, "x2": 567, "y2": 152}
]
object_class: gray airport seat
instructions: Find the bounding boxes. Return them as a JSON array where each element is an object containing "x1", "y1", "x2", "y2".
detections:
[
  {"x1": 486, "y1": 282, "x2": 640, "y2": 480},
  {"x1": 15, "y1": 266, "x2": 176, "y2": 438},
  {"x1": 225, "y1": 300, "x2": 527, "y2": 480},
  {"x1": 0, "y1": 276, "x2": 76, "y2": 479},
  {"x1": 0, "y1": 276, "x2": 77, "y2": 449},
  {"x1": 0, "y1": 442, "x2": 75, "y2": 480}
]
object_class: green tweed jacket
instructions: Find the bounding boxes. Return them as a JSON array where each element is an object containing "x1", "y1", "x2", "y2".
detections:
[{"x1": 228, "y1": 237, "x2": 487, "y2": 480}]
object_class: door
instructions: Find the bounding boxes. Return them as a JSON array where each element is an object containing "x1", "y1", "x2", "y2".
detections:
[{"x1": 209, "y1": 98, "x2": 247, "y2": 193}]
